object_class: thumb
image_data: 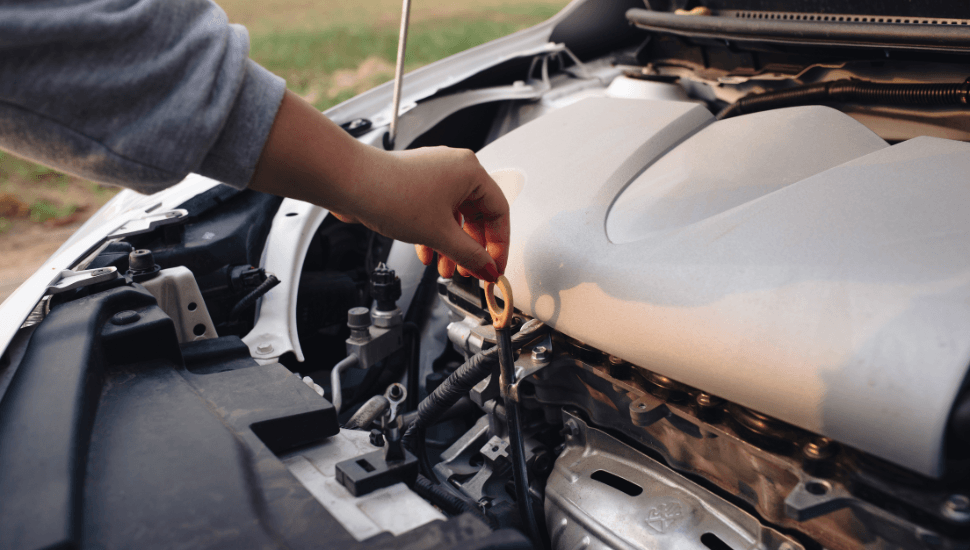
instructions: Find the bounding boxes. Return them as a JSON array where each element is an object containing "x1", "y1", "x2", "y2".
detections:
[{"x1": 440, "y1": 226, "x2": 499, "y2": 282}]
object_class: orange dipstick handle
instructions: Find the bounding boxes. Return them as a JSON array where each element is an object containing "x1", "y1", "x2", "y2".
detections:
[{"x1": 484, "y1": 275, "x2": 513, "y2": 329}]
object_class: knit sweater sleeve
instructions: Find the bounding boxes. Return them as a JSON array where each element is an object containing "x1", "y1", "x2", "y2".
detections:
[{"x1": 0, "y1": 0, "x2": 286, "y2": 193}]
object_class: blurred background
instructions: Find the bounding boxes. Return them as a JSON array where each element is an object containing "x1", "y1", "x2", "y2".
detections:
[{"x1": 0, "y1": 0, "x2": 568, "y2": 301}]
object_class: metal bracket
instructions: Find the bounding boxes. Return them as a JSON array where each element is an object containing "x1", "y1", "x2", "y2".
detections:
[
  {"x1": 784, "y1": 479, "x2": 852, "y2": 521},
  {"x1": 108, "y1": 209, "x2": 188, "y2": 239},
  {"x1": 346, "y1": 323, "x2": 404, "y2": 370},
  {"x1": 138, "y1": 266, "x2": 218, "y2": 343},
  {"x1": 447, "y1": 315, "x2": 490, "y2": 356},
  {"x1": 45, "y1": 267, "x2": 119, "y2": 295}
]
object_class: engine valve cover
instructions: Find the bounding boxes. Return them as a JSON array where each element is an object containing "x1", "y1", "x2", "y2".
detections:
[{"x1": 478, "y1": 96, "x2": 970, "y2": 477}]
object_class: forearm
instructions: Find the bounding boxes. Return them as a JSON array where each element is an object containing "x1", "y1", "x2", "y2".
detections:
[{"x1": 248, "y1": 90, "x2": 383, "y2": 220}]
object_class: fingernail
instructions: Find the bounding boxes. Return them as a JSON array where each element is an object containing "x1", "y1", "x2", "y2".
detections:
[{"x1": 483, "y1": 264, "x2": 499, "y2": 282}]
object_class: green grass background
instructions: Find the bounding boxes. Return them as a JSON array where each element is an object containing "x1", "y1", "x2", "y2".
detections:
[{"x1": 249, "y1": 5, "x2": 564, "y2": 111}]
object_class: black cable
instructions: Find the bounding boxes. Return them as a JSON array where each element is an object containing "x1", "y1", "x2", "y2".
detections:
[
  {"x1": 412, "y1": 474, "x2": 497, "y2": 529},
  {"x1": 228, "y1": 274, "x2": 280, "y2": 322},
  {"x1": 717, "y1": 78, "x2": 970, "y2": 120}
]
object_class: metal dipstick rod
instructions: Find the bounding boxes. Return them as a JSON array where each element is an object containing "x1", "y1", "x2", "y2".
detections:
[
  {"x1": 386, "y1": 0, "x2": 412, "y2": 150},
  {"x1": 485, "y1": 276, "x2": 546, "y2": 549}
]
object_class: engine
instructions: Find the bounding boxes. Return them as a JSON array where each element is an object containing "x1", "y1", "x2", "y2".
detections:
[{"x1": 6, "y1": 3, "x2": 970, "y2": 548}]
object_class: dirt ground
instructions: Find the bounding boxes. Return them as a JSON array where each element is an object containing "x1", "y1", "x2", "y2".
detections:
[{"x1": 0, "y1": 219, "x2": 89, "y2": 304}]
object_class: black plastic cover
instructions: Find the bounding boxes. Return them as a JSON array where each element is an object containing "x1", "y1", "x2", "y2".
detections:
[
  {"x1": 335, "y1": 449, "x2": 420, "y2": 497},
  {"x1": 0, "y1": 283, "x2": 528, "y2": 550}
]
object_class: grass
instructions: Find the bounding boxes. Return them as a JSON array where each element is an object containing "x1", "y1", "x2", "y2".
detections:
[
  {"x1": 28, "y1": 200, "x2": 77, "y2": 224},
  {"x1": 0, "y1": 1, "x2": 566, "y2": 231},
  {"x1": 0, "y1": 151, "x2": 115, "y2": 234},
  {"x1": 249, "y1": 6, "x2": 563, "y2": 111},
  {"x1": 217, "y1": 0, "x2": 568, "y2": 34}
]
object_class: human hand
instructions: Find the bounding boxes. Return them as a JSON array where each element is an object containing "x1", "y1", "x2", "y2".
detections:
[
  {"x1": 249, "y1": 91, "x2": 508, "y2": 282},
  {"x1": 332, "y1": 147, "x2": 508, "y2": 281}
]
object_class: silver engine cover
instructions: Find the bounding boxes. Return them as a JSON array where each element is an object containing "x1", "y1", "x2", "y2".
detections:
[{"x1": 476, "y1": 96, "x2": 970, "y2": 477}]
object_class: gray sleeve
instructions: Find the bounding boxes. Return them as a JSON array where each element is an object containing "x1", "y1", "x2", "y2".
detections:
[{"x1": 0, "y1": 0, "x2": 287, "y2": 194}]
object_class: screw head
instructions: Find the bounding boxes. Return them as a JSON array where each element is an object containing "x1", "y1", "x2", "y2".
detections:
[
  {"x1": 803, "y1": 437, "x2": 835, "y2": 460},
  {"x1": 256, "y1": 343, "x2": 274, "y2": 354},
  {"x1": 696, "y1": 393, "x2": 722, "y2": 407},
  {"x1": 942, "y1": 494, "x2": 970, "y2": 522},
  {"x1": 532, "y1": 345, "x2": 551, "y2": 362}
]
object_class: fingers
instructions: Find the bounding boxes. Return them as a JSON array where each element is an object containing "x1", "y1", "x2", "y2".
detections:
[
  {"x1": 437, "y1": 253, "x2": 457, "y2": 279},
  {"x1": 456, "y1": 170, "x2": 510, "y2": 274},
  {"x1": 439, "y1": 225, "x2": 499, "y2": 282},
  {"x1": 456, "y1": 219, "x2": 487, "y2": 278},
  {"x1": 330, "y1": 210, "x2": 359, "y2": 224},
  {"x1": 415, "y1": 244, "x2": 434, "y2": 266}
]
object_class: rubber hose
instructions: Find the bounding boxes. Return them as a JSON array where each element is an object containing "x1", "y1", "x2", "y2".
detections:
[
  {"x1": 413, "y1": 474, "x2": 497, "y2": 529},
  {"x1": 229, "y1": 274, "x2": 280, "y2": 322},
  {"x1": 717, "y1": 78, "x2": 970, "y2": 120},
  {"x1": 344, "y1": 395, "x2": 389, "y2": 430}
]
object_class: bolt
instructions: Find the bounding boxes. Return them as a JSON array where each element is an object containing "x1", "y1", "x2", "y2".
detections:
[
  {"x1": 803, "y1": 437, "x2": 835, "y2": 460},
  {"x1": 370, "y1": 429, "x2": 385, "y2": 447},
  {"x1": 696, "y1": 393, "x2": 721, "y2": 408},
  {"x1": 562, "y1": 419, "x2": 580, "y2": 438},
  {"x1": 942, "y1": 494, "x2": 970, "y2": 523},
  {"x1": 256, "y1": 343, "x2": 274, "y2": 355},
  {"x1": 532, "y1": 345, "x2": 551, "y2": 363},
  {"x1": 608, "y1": 355, "x2": 623, "y2": 365}
]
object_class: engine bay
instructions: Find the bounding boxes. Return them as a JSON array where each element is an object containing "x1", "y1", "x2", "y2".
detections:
[{"x1": 3, "y1": 1, "x2": 970, "y2": 548}]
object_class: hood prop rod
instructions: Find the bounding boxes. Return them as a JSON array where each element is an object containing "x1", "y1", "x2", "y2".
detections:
[{"x1": 385, "y1": 0, "x2": 412, "y2": 150}]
